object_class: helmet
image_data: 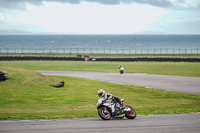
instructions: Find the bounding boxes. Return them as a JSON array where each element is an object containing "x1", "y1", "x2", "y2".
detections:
[{"x1": 98, "y1": 89, "x2": 105, "y2": 97}]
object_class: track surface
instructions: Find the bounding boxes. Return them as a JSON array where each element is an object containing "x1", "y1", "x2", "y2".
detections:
[
  {"x1": 0, "y1": 113, "x2": 199, "y2": 133},
  {"x1": 37, "y1": 71, "x2": 200, "y2": 95}
]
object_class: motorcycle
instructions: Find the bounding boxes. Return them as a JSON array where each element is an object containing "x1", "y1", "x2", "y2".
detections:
[
  {"x1": 120, "y1": 69, "x2": 124, "y2": 74},
  {"x1": 119, "y1": 67, "x2": 124, "y2": 74},
  {"x1": 96, "y1": 97, "x2": 136, "y2": 120}
]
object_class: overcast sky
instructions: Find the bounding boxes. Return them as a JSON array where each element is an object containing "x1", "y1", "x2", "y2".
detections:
[{"x1": 0, "y1": 0, "x2": 200, "y2": 34}]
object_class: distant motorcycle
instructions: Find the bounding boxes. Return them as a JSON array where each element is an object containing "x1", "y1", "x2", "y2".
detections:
[
  {"x1": 119, "y1": 67, "x2": 124, "y2": 74},
  {"x1": 96, "y1": 97, "x2": 136, "y2": 120},
  {"x1": 120, "y1": 69, "x2": 124, "y2": 74}
]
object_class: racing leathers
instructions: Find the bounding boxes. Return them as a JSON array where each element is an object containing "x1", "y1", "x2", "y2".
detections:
[{"x1": 101, "y1": 93, "x2": 123, "y2": 107}]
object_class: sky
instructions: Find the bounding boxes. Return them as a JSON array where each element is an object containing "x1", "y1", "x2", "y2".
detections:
[{"x1": 0, "y1": 0, "x2": 200, "y2": 34}]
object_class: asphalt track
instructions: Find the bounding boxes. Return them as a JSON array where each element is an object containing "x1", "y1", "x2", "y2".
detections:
[
  {"x1": 0, "y1": 113, "x2": 200, "y2": 133},
  {"x1": 36, "y1": 71, "x2": 200, "y2": 95}
]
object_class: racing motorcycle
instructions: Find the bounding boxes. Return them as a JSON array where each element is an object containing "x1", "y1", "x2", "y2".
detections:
[
  {"x1": 120, "y1": 69, "x2": 124, "y2": 74},
  {"x1": 97, "y1": 97, "x2": 136, "y2": 120}
]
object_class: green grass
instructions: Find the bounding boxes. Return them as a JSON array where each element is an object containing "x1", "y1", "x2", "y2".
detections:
[
  {"x1": 1, "y1": 61, "x2": 200, "y2": 77},
  {"x1": 0, "y1": 61, "x2": 200, "y2": 119},
  {"x1": 1, "y1": 53, "x2": 200, "y2": 58}
]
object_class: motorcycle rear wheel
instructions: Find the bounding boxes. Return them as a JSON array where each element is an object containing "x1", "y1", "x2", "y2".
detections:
[
  {"x1": 125, "y1": 106, "x2": 136, "y2": 119},
  {"x1": 98, "y1": 107, "x2": 111, "y2": 120}
]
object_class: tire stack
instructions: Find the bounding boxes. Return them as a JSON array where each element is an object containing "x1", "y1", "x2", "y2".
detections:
[{"x1": 0, "y1": 71, "x2": 5, "y2": 81}]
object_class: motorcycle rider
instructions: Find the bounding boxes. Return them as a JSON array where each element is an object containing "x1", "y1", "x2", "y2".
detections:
[
  {"x1": 119, "y1": 65, "x2": 124, "y2": 74},
  {"x1": 98, "y1": 89, "x2": 123, "y2": 107}
]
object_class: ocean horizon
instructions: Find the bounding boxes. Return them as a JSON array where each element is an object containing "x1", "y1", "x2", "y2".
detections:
[{"x1": 0, "y1": 35, "x2": 200, "y2": 54}]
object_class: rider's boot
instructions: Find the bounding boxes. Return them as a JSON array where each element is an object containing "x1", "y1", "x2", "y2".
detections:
[{"x1": 120, "y1": 99, "x2": 125, "y2": 108}]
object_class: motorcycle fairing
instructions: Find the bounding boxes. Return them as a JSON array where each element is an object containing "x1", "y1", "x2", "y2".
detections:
[{"x1": 97, "y1": 97, "x2": 116, "y2": 115}]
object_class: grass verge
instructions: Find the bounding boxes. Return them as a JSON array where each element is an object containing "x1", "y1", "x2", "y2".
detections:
[
  {"x1": 0, "y1": 66, "x2": 200, "y2": 119},
  {"x1": 1, "y1": 53, "x2": 200, "y2": 58},
  {"x1": 0, "y1": 61, "x2": 200, "y2": 77}
]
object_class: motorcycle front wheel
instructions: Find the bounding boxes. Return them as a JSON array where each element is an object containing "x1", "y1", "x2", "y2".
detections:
[
  {"x1": 125, "y1": 106, "x2": 136, "y2": 119},
  {"x1": 98, "y1": 107, "x2": 111, "y2": 120}
]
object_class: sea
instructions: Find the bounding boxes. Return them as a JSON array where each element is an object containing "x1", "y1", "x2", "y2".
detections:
[{"x1": 0, "y1": 35, "x2": 200, "y2": 54}]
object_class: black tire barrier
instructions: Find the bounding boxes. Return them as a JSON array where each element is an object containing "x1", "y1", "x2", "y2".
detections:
[
  {"x1": 0, "y1": 56, "x2": 200, "y2": 62},
  {"x1": 0, "y1": 71, "x2": 5, "y2": 81},
  {"x1": 95, "y1": 57, "x2": 200, "y2": 62},
  {"x1": 0, "y1": 56, "x2": 83, "y2": 61}
]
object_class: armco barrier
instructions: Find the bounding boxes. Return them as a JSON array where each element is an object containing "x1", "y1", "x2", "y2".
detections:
[{"x1": 0, "y1": 56, "x2": 200, "y2": 62}]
